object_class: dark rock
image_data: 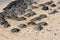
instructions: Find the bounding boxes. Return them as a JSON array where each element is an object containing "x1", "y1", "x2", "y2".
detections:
[
  {"x1": 11, "y1": 28, "x2": 20, "y2": 33},
  {"x1": 42, "y1": 6, "x2": 49, "y2": 10},
  {"x1": 18, "y1": 24, "x2": 27, "y2": 28}
]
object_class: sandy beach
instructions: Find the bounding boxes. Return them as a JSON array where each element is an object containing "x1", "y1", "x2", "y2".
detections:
[{"x1": 0, "y1": 0, "x2": 60, "y2": 40}]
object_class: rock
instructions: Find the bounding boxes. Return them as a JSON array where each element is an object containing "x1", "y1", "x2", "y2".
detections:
[
  {"x1": 11, "y1": 28, "x2": 20, "y2": 33},
  {"x1": 18, "y1": 24, "x2": 27, "y2": 28}
]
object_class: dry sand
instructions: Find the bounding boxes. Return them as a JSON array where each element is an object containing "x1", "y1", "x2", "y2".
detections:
[{"x1": 0, "y1": 0, "x2": 60, "y2": 40}]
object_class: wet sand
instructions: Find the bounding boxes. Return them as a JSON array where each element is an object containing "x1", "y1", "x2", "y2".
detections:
[{"x1": 0, "y1": 0, "x2": 60, "y2": 40}]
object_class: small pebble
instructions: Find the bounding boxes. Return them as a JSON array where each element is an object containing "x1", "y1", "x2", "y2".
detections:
[
  {"x1": 27, "y1": 21, "x2": 37, "y2": 25},
  {"x1": 11, "y1": 28, "x2": 20, "y2": 33},
  {"x1": 18, "y1": 24, "x2": 27, "y2": 28},
  {"x1": 42, "y1": 6, "x2": 49, "y2": 10}
]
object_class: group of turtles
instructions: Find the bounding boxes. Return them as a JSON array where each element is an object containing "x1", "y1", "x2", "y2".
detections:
[{"x1": 0, "y1": 0, "x2": 59, "y2": 33}]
